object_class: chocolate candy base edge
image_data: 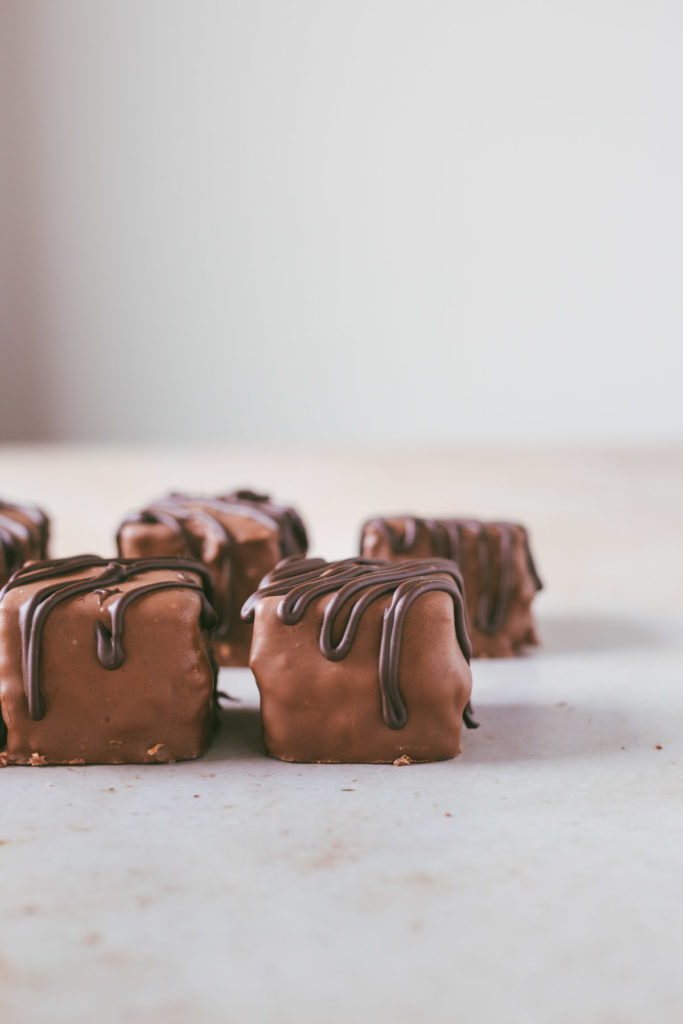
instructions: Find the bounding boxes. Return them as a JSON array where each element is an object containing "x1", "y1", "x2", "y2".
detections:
[
  {"x1": 249, "y1": 590, "x2": 473, "y2": 764},
  {"x1": 361, "y1": 519, "x2": 540, "y2": 658}
]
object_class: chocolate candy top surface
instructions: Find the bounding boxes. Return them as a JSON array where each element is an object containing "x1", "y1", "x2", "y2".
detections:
[
  {"x1": 360, "y1": 516, "x2": 542, "y2": 636},
  {"x1": 0, "y1": 499, "x2": 49, "y2": 578},
  {"x1": 242, "y1": 555, "x2": 472, "y2": 731},
  {"x1": 0, "y1": 555, "x2": 217, "y2": 731},
  {"x1": 118, "y1": 489, "x2": 308, "y2": 558},
  {"x1": 116, "y1": 490, "x2": 308, "y2": 640}
]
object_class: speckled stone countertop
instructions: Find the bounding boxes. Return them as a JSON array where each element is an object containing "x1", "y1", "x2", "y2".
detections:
[{"x1": 1, "y1": 445, "x2": 682, "y2": 1024}]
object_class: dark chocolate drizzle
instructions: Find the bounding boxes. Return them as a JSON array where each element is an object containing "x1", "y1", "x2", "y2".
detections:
[
  {"x1": 361, "y1": 517, "x2": 543, "y2": 636},
  {"x1": 0, "y1": 500, "x2": 49, "y2": 579},
  {"x1": 0, "y1": 556, "x2": 218, "y2": 730},
  {"x1": 116, "y1": 491, "x2": 308, "y2": 640},
  {"x1": 242, "y1": 556, "x2": 476, "y2": 732}
]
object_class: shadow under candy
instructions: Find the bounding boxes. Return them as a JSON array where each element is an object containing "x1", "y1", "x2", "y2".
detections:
[
  {"x1": 204, "y1": 703, "x2": 266, "y2": 762},
  {"x1": 461, "y1": 700, "x2": 663, "y2": 765}
]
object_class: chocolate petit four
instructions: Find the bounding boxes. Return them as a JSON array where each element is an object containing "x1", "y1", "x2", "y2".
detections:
[
  {"x1": 360, "y1": 517, "x2": 542, "y2": 658},
  {"x1": 0, "y1": 499, "x2": 49, "y2": 586},
  {"x1": 0, "y1": 556, "x2": 217, "y2": 766},
  {"x1": 117, "y1": 490, "x2": 308, "y2": 667},
  {"x1": 242, "y1": 556, "x2": 475, "y2": 764}
]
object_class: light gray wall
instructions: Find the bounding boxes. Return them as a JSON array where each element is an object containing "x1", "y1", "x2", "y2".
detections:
[{"x1": 1, "y1": 0, "x2": 682, "y2": 444}]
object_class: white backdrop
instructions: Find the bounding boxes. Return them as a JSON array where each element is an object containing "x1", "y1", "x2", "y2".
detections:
[{"x1": 1, "y1": 0, "x2": 681, "y2": 444}]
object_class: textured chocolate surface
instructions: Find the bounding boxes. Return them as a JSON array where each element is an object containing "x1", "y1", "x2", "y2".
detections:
[
  {"x1": 117, "y1": 490, "x2": 308, "y2": 667},
  {"x1": 243, "y1": 556, "x2": 474, "y2": 763},
  {"x1": 0, "y1": 556, "x2": 217, "y2": 765},
  {"x1": 0, "y1": 499, "x2": 49, "y2": 586},
  {"x1": 360, "y1": 516, "x2": 542, "y2": 657}
]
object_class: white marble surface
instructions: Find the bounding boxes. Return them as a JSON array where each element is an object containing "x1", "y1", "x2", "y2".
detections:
[{"x1": 1, "y1": 446, "x2": 682, "y2": 1023}]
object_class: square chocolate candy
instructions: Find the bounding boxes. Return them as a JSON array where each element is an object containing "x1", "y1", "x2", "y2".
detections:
[
  {"x1": 117, "y1": 490, "x2": 308, "y2": 667},
  {"x1": 0, "y1": 499, "x2": 49, "y2": 587},
  {"x1": 242, "y1": 557, "x2": 475, "y2": 764},
  {"x1": 360, "y1": 517, "x2": 542, "y2": 658},
  {"x1": 0, "y1": 556, "x2": 217, "y2": 766}
]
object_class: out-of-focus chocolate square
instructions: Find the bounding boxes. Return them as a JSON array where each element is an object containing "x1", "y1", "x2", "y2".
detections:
[
  {"x1": 0, "y1": 499, "x2": 49, "y2": 587},
  {"x1": 360, "y1": 516, "x2": 542, "y2": 657},
  {"x1": 117, "y1": 490, "x2": 308, "y2": 667}
]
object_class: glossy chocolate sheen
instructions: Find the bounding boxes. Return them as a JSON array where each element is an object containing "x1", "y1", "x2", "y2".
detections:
[
  {"x1": 0, "y1": 499, "x2": 49, "y2": 587},
  {"x1": 117, "y1": 490, "x2": 308, "y2": 667},
  {"x1": 360, "y1": 516, "x2": 542, "y2": 658},
  {"x1": 243, "y1": 557, "x2": 474, "y2": 764},
  {"x1": 0, "y1": 556, "x2": 218, "y2": 765}
]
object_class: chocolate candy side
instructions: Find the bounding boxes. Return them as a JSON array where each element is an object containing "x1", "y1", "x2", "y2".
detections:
[
  {"x1": 116, "y1": 491, "x2": 308, "y2": 667},
  {"x1": 0, "y1": 499, "x2": 50, "y2": 587},
  {"x1": 360, "y1": 517, "x2": 542, "y2": 658},
  {"x1": 0, "y1": 556, "x2": 218, "y2": 765},
  {"x1": 242, "y1": 557, "x2": 473, "y2": 764}
]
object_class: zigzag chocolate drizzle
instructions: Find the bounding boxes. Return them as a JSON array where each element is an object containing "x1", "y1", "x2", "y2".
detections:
[
  {"x1": 361, "y1": 517, "x2": 543, "y2": 636},
  {"x1": 242, "y1": 556, "x2": 477, "y2": 732},
  {"x1": 0, "y1": 500, "x2": 49, "y2": 579},
  {"x1": 116, "y1": 490, "x2": 308, "y2": 640},
  {"x1": 0, "y1": 556, "x2": 217, "y2": 728}
]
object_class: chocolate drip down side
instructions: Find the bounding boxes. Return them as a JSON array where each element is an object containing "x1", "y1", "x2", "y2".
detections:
[
  {"x1": 242, "y1": 557, "x2": 474, "y2": 732},
  {"x1": 116, "y1": 491, "x2": 308, "y2": 640},
  {"x1": 0, "y1": 556, "x2": 218, "y2": 724},
  {"x1": 0, "y1": 500, "x2": 49, "y2": 578},
  {"x1": 361, "y1": 517, "x2": 542, "y2": 636}
]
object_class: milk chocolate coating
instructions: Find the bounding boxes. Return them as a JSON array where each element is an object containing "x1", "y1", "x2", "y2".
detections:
[
  {"x1": 117, "y1": 490, "x2": 308, "y2": 667},
  {"x1": 0, "y1": 499, "x2": 49, "y2": 587},
  {"x1": 360, "y1": 517, "x2": 542, "y2": 658},
  {"x1": 0, "y1": 556, "x2": 217, "y2": 765},
  {"x1": 243, "y1": 557, "x2": 474, "y2": 764}
]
